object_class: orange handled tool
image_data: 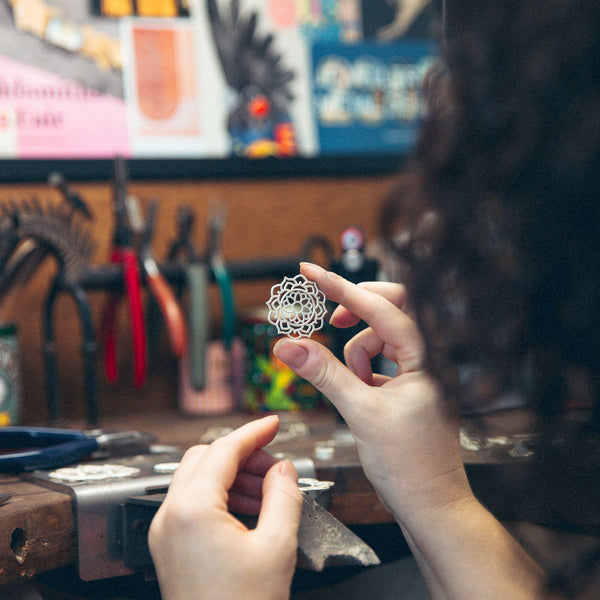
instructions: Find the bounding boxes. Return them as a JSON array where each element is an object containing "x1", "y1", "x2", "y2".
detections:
[{"x1": 139, "y1": 200, "x2": 187, "y2": 358}]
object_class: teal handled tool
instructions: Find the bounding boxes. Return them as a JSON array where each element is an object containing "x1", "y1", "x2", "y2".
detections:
[{"x1": 206, "y1": 200, "x2": 236, "y2": 350}]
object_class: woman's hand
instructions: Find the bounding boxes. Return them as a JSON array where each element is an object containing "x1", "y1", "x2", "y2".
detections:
[
  {"x1": 273, "y1": 263, "x2": 472, "y2": 526},
  {"x1": 275, "y1": 264, "x2": 547, "y2": 599},
  {"x1": 148, "y1": 416, "x2": 302, "y2": 600}
]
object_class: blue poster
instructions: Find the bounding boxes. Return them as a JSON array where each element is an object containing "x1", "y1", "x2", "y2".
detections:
[{"x1": 311, "y1": 40, "x2": 437, "y2": 155}]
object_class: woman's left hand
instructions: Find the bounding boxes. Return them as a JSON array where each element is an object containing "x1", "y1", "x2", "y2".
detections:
[{"x1": 148, "y1": 415, "x2": 303, "y2": 600}]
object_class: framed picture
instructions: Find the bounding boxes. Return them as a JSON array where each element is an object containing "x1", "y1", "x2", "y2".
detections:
[{"x1": 0, "y1": 0, "x2": 443, "y2": 181}]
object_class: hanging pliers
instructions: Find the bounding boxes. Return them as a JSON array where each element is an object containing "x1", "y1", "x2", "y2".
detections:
[
  {"x1": 206, "y1": 200, "x2": 236, "y2": 349},
  {"x1": 138, "y1": 199, "x2": 187, "y2": 359},
  {"x1": 101, "y1": 157, "x2": 146, "y2": 387},
  {"x1": 167, "y1": 206, "x2": 210, "y2": 390}
]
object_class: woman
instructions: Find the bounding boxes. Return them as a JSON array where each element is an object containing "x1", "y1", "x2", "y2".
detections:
[{"x1": 148, "y1": 0, "x2": 600, "y2": 597}]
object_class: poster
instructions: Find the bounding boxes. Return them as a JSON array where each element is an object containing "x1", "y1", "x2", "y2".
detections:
[
  {"x1": 191, "y1": 0, "x2": 320, "y2": 158},
  {"x1": 0, "y1": 0, "x2": 441, "y2": 161},
  {"x1": 121, "y1": 18, "x2": 204, "y2": 156},
  {"x1": 0, "y1": 0, "x2": 129, "y2": 157},
  {"x1": 312, "y1": 40, "x2": 436, "y2": 155}
]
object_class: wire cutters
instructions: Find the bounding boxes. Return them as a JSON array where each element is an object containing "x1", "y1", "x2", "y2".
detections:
[
  {"x1": 0, "y1": 427, "x2": 155, "y2": 473},
  {"x1": 101, "y1": 157, "x2": 146, "y2": 387}
]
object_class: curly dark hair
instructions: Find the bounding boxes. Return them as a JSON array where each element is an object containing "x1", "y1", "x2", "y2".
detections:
[{"x1": 382, "y1": 0, "x2": 600, "y2": 594}]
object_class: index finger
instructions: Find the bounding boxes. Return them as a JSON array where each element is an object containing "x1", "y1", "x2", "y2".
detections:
[
  {"x1": 330, "y1": 281, "x2": 409, "y2": 328},
  {"x1": 300, "y1": 262, "x2": 420, "y2": 352}
]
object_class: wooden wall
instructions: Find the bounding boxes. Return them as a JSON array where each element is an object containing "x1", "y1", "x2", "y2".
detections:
[{"x1": 0, "y1": 174, "x2": 396, "y2": 425}]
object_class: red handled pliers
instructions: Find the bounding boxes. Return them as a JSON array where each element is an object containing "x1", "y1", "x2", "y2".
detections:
[{"x1": 101, "y1": 157, "x2": 146, "y2": 387}]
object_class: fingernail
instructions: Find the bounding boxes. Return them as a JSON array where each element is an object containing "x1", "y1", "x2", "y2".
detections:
[
  {"x1": 328, "y1": 305, "x2": 342, "y2": 325},
  {"x1": 300, "y1": 262, "x2": 326, "y2": 275},
  {"x1": 279, "y1": 459, "x2": 298, "y2": 481},
  {"x1": 273, "y1": 339, "x2": 309, "y2": 370}
]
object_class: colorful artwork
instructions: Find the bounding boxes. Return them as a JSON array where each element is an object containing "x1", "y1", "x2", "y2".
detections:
[
  {"x1": 241, "y1": 319, "x2": 325, "y2": 412},
  {"x1": 121, "y1": 19, "x2": 203, "y2": 156},
  {"x1": 195, "y1": 0, "x2": 318, "y2": 158},
  {"x1": 295, "y1": 0, "x2": 362, "y2": 43},
  {"x1": 312, "y1": 40, "x2": 436, "y2": 154},
  {"x1": 0, "y1": 0, "x2": 442, "y2": 162}
]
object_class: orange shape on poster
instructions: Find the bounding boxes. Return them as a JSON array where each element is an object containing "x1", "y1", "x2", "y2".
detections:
[
  {"x1": 268, "y1": 0, "x2": 296, "y2": 28},
  {"x1": 133, "y1": 28, "x2": 179, "y2": 120}
]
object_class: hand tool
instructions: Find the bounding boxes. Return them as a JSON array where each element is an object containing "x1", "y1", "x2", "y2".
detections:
[
  {"x1": 176, "y1": 201, "x2": 238, "y2": 412},
  {"x1": 0, "y1": 198, "x2": 98, "y2": 424},
  {"x1": 1, "y1": 176, "x2": 93, "y2": 297},
  {"x1": 167, "y1": 206, "x2": 210, "y2": 390},
  {"x1": 0, "y1": 191, "x2": 93, "y2": 306},
  {"x1": 137, "y1": 199, "x2": 186, "y2": 358},
  {"x1": 0, "y1": 427, "x2": 155, "y2": 473},
  {"x1": 0, "y1": 199, "x2": 46, "y2": 294},
  {"x1": 0, "y1": 200, "x2": 21, "y2": 274},
  {"x1": 296, "y1": 487, "x2": 380, "y2": 570},
  {"x1": 101, "y1": 157, "x2": 146, "y2": 387},
  {"x1": 47, "y1": 172, "x2": 94, "y2": 221},
  {"x1": 167, "y1": 205, "x2": 197, "y2": 264},
  {"x1": 25, "y1": 444, "x2": 378, "y2": 580},
  {"x1": 123, "y1": 479, "x2": 380, "y2": 574},
  {"x1": 206, "y1": 200, "x2": 236, "y2": 349},
  {"x1": 184, "y1": 262, "x2": 209, "y2": 389}
]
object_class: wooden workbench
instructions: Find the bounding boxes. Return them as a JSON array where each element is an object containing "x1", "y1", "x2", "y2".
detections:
[{"x1": 0, "y1": 408, "x2": 591, "y2": 586}]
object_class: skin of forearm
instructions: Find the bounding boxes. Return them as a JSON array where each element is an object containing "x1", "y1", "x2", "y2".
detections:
[{"x1": 398, "y1": 496, "x2": 549, "y2": 600}]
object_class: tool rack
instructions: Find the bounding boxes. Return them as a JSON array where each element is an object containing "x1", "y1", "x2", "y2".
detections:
[
  {"x1": 1, "y1": 160, "x2": 366, "y2": 428},
  {"x1": 43, "y1": 254, "x2": 310, "y2": 428}
]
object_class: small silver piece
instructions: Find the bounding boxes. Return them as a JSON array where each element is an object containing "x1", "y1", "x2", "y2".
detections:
[
  {"x1": 153, "y1": 462, "x2": 181, "y2": 474},
  {"x1": 267, "y1": 274, "x2": 327, "y2": 338},
  {"x1": 200, "y1": 426, "x2": 234, "y2": 443},
  {"x1": 314, "y1": 443, "x2": 335, "y2": 460},
  {"x1": 48, "y1": 464, "x2": 140, "y2": 483},
  {"x1": 272, "y1": 421, "x2": 310, "y2": 443},
  {"x1": 298, "y1": 477, "x2": 334, "y2": 492}
]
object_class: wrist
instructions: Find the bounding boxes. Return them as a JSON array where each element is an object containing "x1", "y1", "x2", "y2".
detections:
[{"x1": 383, "y1": 461, "x2": 475, "y2": 530}]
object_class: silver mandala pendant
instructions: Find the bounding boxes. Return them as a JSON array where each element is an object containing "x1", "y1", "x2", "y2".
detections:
[{"x1": 267, "y1": 274, "x2": 327, "y2": 338}]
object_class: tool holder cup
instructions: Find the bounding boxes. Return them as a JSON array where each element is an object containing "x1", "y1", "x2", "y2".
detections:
[{"x1": 178, "y1": 336, "x2": 246, "y2": 416}]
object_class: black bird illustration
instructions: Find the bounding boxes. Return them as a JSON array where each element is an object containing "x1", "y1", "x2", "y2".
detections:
[{"x1": 206, "y1": 0, "x2": 298, "y2": 157}]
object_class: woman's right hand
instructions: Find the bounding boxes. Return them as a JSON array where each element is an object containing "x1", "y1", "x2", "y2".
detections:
[
  {"x1": 273, "y1": 262, "x2": 473, "y2": 527},
  {"x1": 148, "y1": 416, "x2": 302, "y2": 600}
]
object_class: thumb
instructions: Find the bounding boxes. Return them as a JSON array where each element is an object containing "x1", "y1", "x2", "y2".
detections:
[
  {"x1": 256, "y1": 460, "x2": 302, "y2": 546},
  {"x1": 273, "y1": 338, "x2": 367, "y2": 416}
]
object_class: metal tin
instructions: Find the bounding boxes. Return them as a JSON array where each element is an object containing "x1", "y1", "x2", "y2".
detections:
[{"x1": 0, "y1": 322, "x2": 21, "y2": 426}]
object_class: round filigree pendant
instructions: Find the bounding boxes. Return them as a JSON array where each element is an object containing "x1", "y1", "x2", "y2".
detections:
[{"x1": 267, "y1": 274, "x2": 327, "y2": 338}]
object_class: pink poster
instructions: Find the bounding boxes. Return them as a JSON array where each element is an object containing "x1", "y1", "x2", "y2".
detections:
[{"x1": 0, "y1": 55, "x2": 129, "y2": 158}]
